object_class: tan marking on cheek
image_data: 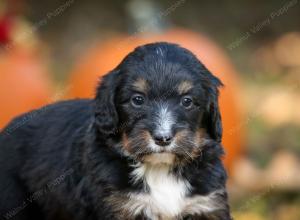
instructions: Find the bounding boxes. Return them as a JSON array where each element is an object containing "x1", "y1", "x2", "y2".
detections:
[
  {"x1": 174, "y1": 129, "x2": 207, "y2": 159},
  {"x1": 174, "y1": 129, "x2": 189, "y2": 142},
  {"x1": 190, "y1": 128, "x2": 210, "y2": 158},
  {"x1": 122, "y1": 131, "x2": 151, "y2": 152},
  {"x1": 139, "y1": 130, "x2": 152, "y2": 153},
  {"x1": 122, "y1": 133, "x2": 131, "y2": 151},
  {"x1": 132, "y1": 78, "x2": 148, "y2": 93},
  {"x1": 178, "y1": 81, "x2": 193, "y2": 94},
  {"x1": 141, "y1": 130, "x2": 151, "y2": 142},
  {"x1": 195, "y1": 128, "x2": 209, "y2": 146}
]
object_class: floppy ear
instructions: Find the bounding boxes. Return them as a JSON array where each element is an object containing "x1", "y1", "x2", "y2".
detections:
[
  {"x1": 94, "y1": 69, "x2": 120, "y2": 135},
  {"x1": 202, "y1": 72, "x2": 223, "y2": 143},
  {"x1": 206, "y1": 93, "x2": 222, "y2": 142}
]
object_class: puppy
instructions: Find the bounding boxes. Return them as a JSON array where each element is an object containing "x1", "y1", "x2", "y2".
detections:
[{"x1": 0, "y1": 42, "x2": 231, "y2": 220}]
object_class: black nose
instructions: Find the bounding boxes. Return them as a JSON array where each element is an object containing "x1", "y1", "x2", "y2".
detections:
[{"x1": 153, "y1": 133, "x2": 173, "y2": 146}]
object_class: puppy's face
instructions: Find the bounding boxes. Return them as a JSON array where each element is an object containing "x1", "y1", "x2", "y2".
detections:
[
  {"x1": 117, "y1": 67, "x2": 208, "y2": 164},
  {"x1": 95, "y1": 43, "x2": 222, "y2": 165}
]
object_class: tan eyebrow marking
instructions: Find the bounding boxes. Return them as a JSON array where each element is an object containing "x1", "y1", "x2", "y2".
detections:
[
  {"x1": 178, "y1": 81, "x2": 193, "y2": 94},
  {"x1": 132, "y1": 78, "x2": 148, "y2": 93}
]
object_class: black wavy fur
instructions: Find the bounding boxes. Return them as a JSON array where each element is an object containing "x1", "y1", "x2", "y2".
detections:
[{"x1": 0, "y1": 42, "x2": 231, "y2": 220}]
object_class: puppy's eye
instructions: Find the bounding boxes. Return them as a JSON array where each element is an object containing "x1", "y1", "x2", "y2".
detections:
[
  {"x1": 131, "y1": 95, "x2": 145, "y2": 107},
  {"x1": 181, "y1": 96, "x2": 193, "y2": 108}
]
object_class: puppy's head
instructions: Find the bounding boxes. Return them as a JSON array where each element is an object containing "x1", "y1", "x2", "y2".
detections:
[{"x1": 95, "y1": 42, "x2": 223, "y2": 165}]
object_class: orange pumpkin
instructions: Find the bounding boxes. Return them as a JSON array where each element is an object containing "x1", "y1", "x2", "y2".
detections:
[
  {"x1": 66, "y1": 28, "x2": 244, "y2": 172},
  {"x1": 0, "y1": 47, "x2": 53, "y2": 130}
]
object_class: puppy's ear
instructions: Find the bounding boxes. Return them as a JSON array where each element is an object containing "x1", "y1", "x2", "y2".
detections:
[
  {"x1": 202, "y1": 71, "x2": 223, "y2": 142},
  {"x1": 94, "y1": 69, "x2": 120, "y2": 135}
]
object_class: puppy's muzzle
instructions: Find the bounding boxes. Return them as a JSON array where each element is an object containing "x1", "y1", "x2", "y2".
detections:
[{"x1": 151, "y1": 104, "x2": 175, "y2": 147}]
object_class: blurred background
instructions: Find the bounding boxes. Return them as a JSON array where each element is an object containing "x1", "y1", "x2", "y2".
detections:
[{"x1": 1, "y1": 0, "x2": 300, "y2": 219}]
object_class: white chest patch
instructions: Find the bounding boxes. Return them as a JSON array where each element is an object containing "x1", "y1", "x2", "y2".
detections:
[
  {"x1": 145, "y1": 164, "x2": 188, "y2": 217},
  {"x1": 127, "y1": 159, "x2": 224, "y2": 219},
  {"x1": 130, "y1": 162, "x2": 189, "y2": 219}
]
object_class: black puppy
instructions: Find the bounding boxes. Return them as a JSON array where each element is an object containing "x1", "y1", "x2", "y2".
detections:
[{"x1": 0, "y1": 42, "x2": 231, "y2": 220}]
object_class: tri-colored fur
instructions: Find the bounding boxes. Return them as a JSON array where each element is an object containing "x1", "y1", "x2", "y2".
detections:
[{"x1": 0, "y1": 42, "x2": 231, "y2": 220}]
